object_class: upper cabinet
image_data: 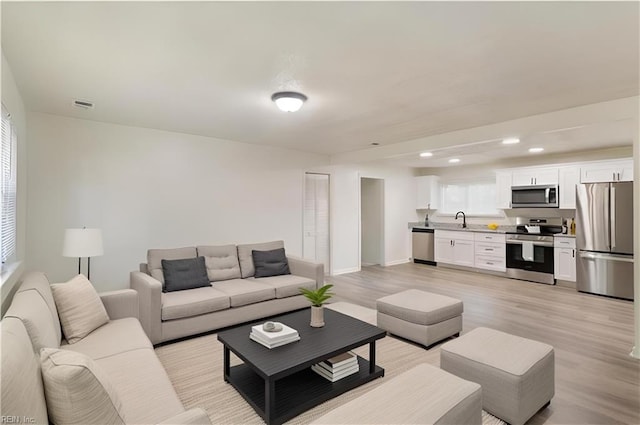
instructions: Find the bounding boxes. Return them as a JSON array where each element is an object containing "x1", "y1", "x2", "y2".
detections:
[
  {"x1": 511, "y1": 167, "x2": 559, "y2": 186},
  {"x1": 415, "y1": 175, "x2": 441, "y2": 209},
  {"x1": 558, "y1": 166, "x2": 580, "y2": 209},
  {"x1": 495, "y1": 171, "x2": 512, "y2": 209},
  {"x1": 580, "y1": 159, "x2": 634, "y2": 183}
]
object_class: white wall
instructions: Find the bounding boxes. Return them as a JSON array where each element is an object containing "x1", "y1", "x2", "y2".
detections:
[
  {"x1": 311, "y1": 163, "x2": 416, "y2": 274},
  {"x1": 26, "y1": 113, "x2": 328, "y2": 291},
  {"x1": 360, "y1": 178, "x2": 383, "y2": 265},
  {"x1": 1, "y1": 52, "x2": 28, "y2": 314}
]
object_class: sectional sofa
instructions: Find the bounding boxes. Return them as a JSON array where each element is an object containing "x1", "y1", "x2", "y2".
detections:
[
  {"x1": 1, "y1": 271, "x2": 211, "y2": 424},
  {"x1": 131, "y1": 240, "x2": 324, "y2": 344}
]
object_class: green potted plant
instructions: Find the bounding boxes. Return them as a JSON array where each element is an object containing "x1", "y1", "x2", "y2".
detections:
[{"x1": 299, "y1": 284, "x2": 334, "y2": 327}]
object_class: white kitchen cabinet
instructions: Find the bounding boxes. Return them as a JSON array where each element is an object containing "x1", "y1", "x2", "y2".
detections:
[
  {"x1": 415, "y1": 175, "x2": 441, "y2": 210},
  {"x1": 474, "y1": 232, "x2": 506, "y2": 272},
  {"x1": 512, "y1": 167, "x2": 559, "y2": 186},
  {"x1": 495, "y1": 171, "x2": 512, "y2": 209},
  {"x1": 580, "y1": 159, "x2": 634, "y2": 183},
  {"x1": 558, "y1": 166, "x2": 580, "y2": 209},
  {"x1": 554, "y1": 236, "x2": 576, "y2": 282},
  {"x1": 435, "y1": 230, "x2": 475, "y2": 267}
]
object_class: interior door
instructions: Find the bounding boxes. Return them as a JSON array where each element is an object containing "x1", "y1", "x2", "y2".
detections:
[
  {"x1": 576, "y1": 183, "x2": 610, "y2": 252},
  {"x1": 611, "y1": 182, "x2": 633, "y2": 254}
]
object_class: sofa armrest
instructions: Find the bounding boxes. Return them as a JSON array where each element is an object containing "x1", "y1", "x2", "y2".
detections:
[
  {"x1": 287, "y1": 256, "x2": 324, "y2": 288},
  {"x1": 156, "y1": 408, "x2": 211, "y2": 425},
  {"x1": 99, "y1": 289, "x2": 139, "y2": 320},
  {"x1": 130, "y1": 271, "x2": 162, "y2": 344}
]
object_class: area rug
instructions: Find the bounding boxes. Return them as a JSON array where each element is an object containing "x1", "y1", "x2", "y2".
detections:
[{"x1": 156, "y1": 325, "x2": 505, "y2": 424}]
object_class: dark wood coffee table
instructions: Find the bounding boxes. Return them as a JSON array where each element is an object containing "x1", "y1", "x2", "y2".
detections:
[{"x1": 217, "y1": 308, "x2": 386, "y2": 425}]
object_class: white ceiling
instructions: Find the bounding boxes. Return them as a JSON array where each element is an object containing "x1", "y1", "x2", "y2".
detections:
[{"x1": 2, "y1": 1, "x2": 638, "y2": 165}]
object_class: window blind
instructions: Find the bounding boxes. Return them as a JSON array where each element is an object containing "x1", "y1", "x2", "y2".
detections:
[{"x1": 1, "y1": 104, "x2": 17, "y2": 263}]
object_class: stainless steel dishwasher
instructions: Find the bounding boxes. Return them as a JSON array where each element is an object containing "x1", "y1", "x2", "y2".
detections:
[{"x1": 412, "y1": 227, "x2": 436, "y2": 265}]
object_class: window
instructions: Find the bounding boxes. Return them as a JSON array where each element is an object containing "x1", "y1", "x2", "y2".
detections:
[
  {"x1": 1, "y1": 104, "x2": 17, "y2": 263},
  {"x1": 440, "y1": 181, "x2": 498, "y2": 215}
]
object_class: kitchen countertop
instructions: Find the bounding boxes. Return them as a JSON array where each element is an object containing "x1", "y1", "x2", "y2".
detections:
[{"x1": 408, "y1": 222, "x2": 515, "y2": 234}]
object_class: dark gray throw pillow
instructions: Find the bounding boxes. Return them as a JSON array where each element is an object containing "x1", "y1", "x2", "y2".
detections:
[
  {"x1": 161, "y1": 256, "x2": 210, "y2": 292},
  {"x1": 252, "y1": 248, "x2": 291, "y2": 278}
]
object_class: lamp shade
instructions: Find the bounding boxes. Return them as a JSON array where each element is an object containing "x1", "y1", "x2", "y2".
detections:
[{"x1": 62, "y1": 228, "x2": 104, "y2": 258}]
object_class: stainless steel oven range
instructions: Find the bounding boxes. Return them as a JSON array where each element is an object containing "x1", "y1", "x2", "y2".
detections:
[{"x1": 506, "y1": 218, "x2": 563, "y2": 285}]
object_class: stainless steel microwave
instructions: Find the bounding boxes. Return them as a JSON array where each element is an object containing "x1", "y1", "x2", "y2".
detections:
[{"x1": 511, "y1": 185, "x2": 559, "y2": 208}]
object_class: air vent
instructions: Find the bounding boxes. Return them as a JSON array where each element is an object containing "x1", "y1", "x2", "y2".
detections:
[{"x1": 73, "y1": 99, "x2": 94, "y2": 109}]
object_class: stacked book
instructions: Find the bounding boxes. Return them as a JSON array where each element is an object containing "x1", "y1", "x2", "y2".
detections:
[
  {"x1": 249, "y1": 323, "x2": 300, "y2": 349},
  {"x1": 311, "y1": 351, "x2": 360, "y2": 382}
]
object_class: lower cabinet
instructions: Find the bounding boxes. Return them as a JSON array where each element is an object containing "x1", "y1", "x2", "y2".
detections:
[
  {"x1": 474, "y1": 233, "x2": 506, "y2": 272},
  {"x1": 554, "y1": 236, "x2": 576, "y2": 282},
  {"x1": 434, "y1": 230, "x2": 475, "y2": 267}
]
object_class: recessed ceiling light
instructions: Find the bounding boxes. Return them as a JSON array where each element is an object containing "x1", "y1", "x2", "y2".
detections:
[
  {"x1": 371, "y1": 142, "x2": 380, "y2": 146},
  {"x1": 420, "y1": 152, "x2": 433, "y2": 157},
  {"x1": 502, "y1": 138, "x2": 520, "y2": 145},
  {"x1": 448, "y1": 158, "x2": 460, "y2": 163},
  {"x1": 528, "y1": 147, "x2": 544, "y2": 153}
]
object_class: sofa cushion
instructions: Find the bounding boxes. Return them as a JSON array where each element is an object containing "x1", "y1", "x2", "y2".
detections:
[
  {"x1": 40, "y1": 348, "x2": 127, "y2": 425},
  {"x1": 147, "y1": 247, "x2": 197, "y2": 284},
  {"x1": 94, "y1": 348, "x2": 185, "y2": 424},
  {"x1": 252, "y1": 248, "x2": 291, "y2": 278},
  {"x1": 161, "y1": 257, "x2": 210, "y2": 292},
  {"x1": 247, "y1": 275, "x2": 315, "y2": 299},
  {"x1": 51, "y1": 274, "x2": 110, "y2": 344},
  {"x1": 0, "y1": 318, "x2": 49, "y2": 425},
  {"x1": 213, "y1": 279, "x2": 276, "y2": 307},
  {"x1": 5, "y1": 289, "x2": 61, "y2": 350},
  {"x1": 161, "y1": 286, "x2": 230, "y2": 321},
  {"x1": 60, "y1": 318, "x2": 152, "y2": 360},
  {"x1": 197, "y1": 245, "x2": 241, "y2": 281},
  {"x1": 16, "y1": 271, "x2": 62, "y2": 345},
  {"x1": 237, "y1": 240, "x2": 284, "y2": 278}
]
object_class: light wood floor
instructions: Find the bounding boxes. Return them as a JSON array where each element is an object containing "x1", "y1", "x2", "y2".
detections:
[{"x1": 326, "y1": 262, "x2": 639, "y2": 425}]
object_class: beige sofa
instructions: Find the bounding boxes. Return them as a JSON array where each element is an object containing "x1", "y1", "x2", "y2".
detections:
[
  {"x1": 131, "y1": 240, "x2": 324, "y2": 344},
  {"x1": 1, "y1": 271, "x2": 211, "y2": 425}
]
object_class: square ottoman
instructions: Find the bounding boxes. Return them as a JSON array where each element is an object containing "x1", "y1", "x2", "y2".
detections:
[
  {"x1": 310, "y1": 363, "x2": 482, "y2": 425},
  {"x1": 376, "y1": 289, "x2": 463, "y2": 348},
  {"x1": 440, "y1": 327, "x2": 554, "y2": 425}
]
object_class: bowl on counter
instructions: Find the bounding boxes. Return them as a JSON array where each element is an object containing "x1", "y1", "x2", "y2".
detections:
[{"x1": 487, "y1": 223, "x2": 499, "y2": 230}]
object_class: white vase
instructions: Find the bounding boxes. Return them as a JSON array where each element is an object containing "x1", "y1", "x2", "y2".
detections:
[{"x1": 310, "y1": 305, "x2": 325, "y2": 328}]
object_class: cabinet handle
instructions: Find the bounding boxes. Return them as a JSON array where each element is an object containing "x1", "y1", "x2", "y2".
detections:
[
  {"x1": 613, "y1": 172, "x2": 616, "y2": 181},
  {"x1": 617, "y1": 172, "x2": 621, "y2": 181},
  {"x1": 487, "y1": 262, "x2": 494, "y2": 265},
  {"x1": 572, "y1": 249, "x2": 575, "y2": 258},
  {"x1": 485, "y1": 248, "x2": 494, "y2": 251}
]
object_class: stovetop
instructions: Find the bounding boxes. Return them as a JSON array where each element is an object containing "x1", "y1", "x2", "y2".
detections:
[{"x1": 506, "y1": 217, "x2": 565, "y2": 236}]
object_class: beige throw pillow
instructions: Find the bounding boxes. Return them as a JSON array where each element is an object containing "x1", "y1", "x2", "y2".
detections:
[
  {"x1": 51, "y1": 274, "x2": 109, "y2": 343},
  {"x1": 40, "y1": 348, "x2": 126, "y2": 425}
]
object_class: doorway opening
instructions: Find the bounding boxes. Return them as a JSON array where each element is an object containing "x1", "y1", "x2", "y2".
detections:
[
  {"x1": 303, "y1": 173, "x2": 330, "y2": 274},
  {"x1": 360, "y1": 177, "x2": 384, "y2": 267}
]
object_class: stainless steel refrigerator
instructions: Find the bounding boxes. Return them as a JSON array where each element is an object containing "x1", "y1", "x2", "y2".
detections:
[{"x1": 576, "y1": 182, "x2": 634, "y2": 300}]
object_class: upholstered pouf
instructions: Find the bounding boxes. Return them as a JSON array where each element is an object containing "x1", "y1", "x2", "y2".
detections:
[
  {"x1": 440, "y1": 327, "x2": 555, "y2": 425},
  {"x1": 376, "y1": 289, "x2": 463, "y2": 348},
  {"x1": 310, "y1": 363, "x2": 482, "y2": 425}
]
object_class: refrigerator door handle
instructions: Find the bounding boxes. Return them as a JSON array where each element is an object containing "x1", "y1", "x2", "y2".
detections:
[
  {"x1": 611, "y1": 186, "x2": 616, "y2": 251},
  {"x1": 604, "y1": 186, "x2": 610, "y2": 250},
  {"x1": 578, "y1": 251, "x2": 634, "y2": 263}
]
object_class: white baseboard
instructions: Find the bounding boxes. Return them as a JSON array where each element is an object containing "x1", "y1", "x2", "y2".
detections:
[
  {"x1": 384, "y1": 258, "x2": 411, "y2": 267},
  {"x1": 331, "y1": 267, "x2": 360, "y2": 276}
]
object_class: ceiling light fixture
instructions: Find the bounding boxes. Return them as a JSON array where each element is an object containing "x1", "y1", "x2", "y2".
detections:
[
  {"x1": 529, "y1": 147, "x2": 544, "y2": 153},
  {"x1": 448, "y1": 158, "x2": 461, "y2": 163},
  {"x1": 502, "y1": 138, "x2": 520, "y2": 145},
  {"x1": 420, "y1": 152, "x2": 433, "y2": 157},
  {"x1": 271, "y1": 91, "x2": 307, "y2": 112}
]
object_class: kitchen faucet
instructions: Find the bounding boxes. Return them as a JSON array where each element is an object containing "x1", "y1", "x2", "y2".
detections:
[{"x1": 455, "y1": 211, "x2": 467, "y2": 228}]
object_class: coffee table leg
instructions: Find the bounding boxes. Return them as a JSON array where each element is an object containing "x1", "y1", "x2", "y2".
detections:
[
  {"x1": 369, "y1": 341, "x2": 376, "y2": 374},
  {"x1": 265, "y1": 378, "x2": 275, "y2": 424},
  {"x1": 223, "y1": 346, "x2": 230, "y2": 382}
]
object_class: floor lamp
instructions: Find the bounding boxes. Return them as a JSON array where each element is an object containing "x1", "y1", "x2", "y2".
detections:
[{"x1": 63, "y1": 228, "x2": 104, "y2": 280}]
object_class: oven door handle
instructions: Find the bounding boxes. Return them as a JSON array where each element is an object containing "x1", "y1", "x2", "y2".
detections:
[{"x1": 506, "y1": 240, "x2": 554, "y2": 247}]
